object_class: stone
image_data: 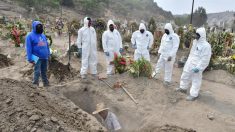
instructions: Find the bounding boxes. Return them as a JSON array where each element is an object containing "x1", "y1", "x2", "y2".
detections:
[
  {"x1": 29, "y1": 115, "x2": 40, "y2": 121},
  {"x1": 43, "y1": 124, "x2": 52, "y2": 131},
  {"x1": 16, "y1": 108, "x2": 23, "y2": 112},
  {"x1": 83, "y1": 114, "x2": 87, "y2": 117},
  {"x1": 56, "y1": 125, "x2": 61, "y2": 131},
  {"x1": 73, "y1": 107, "x2": 79, "y2": 111},
  {"x1": 29, "y1": 93, "x2": 34, "y2": 97},
  {"x1": 6, "y1": 98, "x2": 12, "y2": 104},
  {"x1": 39, "y1": 93, "x2": 46, "y2": 97},
  {"x1": 44, "y1": 118, "x2": 50, "y2": 123},
  {"x1": 117, "y1": 98, "x2": 124, "y2": 102},
  {"x1": 8, "y1": 111, "x2": 16, "y2": 116},
  {"x1": 29, "y1": 98, "x2": 35, "y2": 102},
  {"x1": 51, "y1": 117, "x2": 58, "y2": 123},
  {"x1": 207, "y1": 114, "x2": 215, "y2": 120},
  {"x1": 77, "y1": 111, "x2": 83, "y2": 115},
  {"x1": 85, "y1": 118, "x2": 91, "y2": 121},
  {"x1": 26, "y1": 125, "x2": 32, "y2": 131},
  {"x1": 27, "y1": 111, "x2": 33, "y2": 116},
  {"x1": 30, "y1": 128, "x2": 37, "y2": 132}
]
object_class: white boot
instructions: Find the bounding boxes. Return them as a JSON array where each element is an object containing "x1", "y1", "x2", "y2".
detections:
[{"x1": 152, "y1": 72, "x2": 159, "y2": 80}]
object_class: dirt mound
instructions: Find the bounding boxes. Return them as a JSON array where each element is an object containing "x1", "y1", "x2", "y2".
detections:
[
  {"x1": 21, "y1": 68, "x2": 34, "y2": 77},
  {"x1": 48, "y1": 58, "x2": 79, "y2": 82},
  {"x1": 203, "y1": 70, "x2": 235, "y2": 86},
  {"x1": 0, "y1": 78, "x2": 105, "y2": 131},
  {"x1": 0, "y1": 54, "x2": 13, "y2": 68},
  {"x1": 21, "y1": 58, "x2": 79, "y2": 83},
  {"x1": 142, "y1": 124, "x2": 196, "y2": 132}
]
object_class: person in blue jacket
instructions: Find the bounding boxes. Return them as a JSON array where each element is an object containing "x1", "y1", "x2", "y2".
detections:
[{"x1": 25, "y1": 21, "x2": 50, "y2": 87}]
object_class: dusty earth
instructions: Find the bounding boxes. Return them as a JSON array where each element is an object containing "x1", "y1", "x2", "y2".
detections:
[
  {"x1": 0, "y1": 36, "x2": 235, "y2": 132},
  {"x1": 0, "y1": 78, "x2": 105, "y2": 132},
  {"x1": 0, "y1": 53, "x2": 13, "y2": 68}
]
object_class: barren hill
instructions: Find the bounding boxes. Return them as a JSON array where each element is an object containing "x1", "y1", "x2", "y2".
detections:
[
  {"x1": 0, "y1": 0, "x2": 173, "y2": 22},
  {"x1": 207, "y1": 11, "x2": 234, "y2": 28}
]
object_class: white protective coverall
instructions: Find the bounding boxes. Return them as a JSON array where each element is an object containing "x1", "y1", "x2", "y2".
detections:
[
  {"x1": 131, "y1": 23, "x2": 153, "y2": 61},
  {"x1": 77, "y1": 17, "x2": 97, "y2": 75},
  {"x1": 180, "y1": 27, "x2": 212, "y2": 97},
  {"x1": 153, "y1": 23, "x2": 180, "y2": 82},
  {"x1": 102, "y1": 20, "x2": 123, "y2": 75}
]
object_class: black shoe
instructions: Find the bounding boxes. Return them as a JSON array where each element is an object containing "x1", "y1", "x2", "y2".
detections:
[
  {"x1": 43, "y1": 83, "x2": 50, "y2": 87},
  {"x1": 175, "y1": 87, "x2": 187, "y2": 94},
  {"x1": 163, "y1": 81, "x2": 171, "y2": 87}
]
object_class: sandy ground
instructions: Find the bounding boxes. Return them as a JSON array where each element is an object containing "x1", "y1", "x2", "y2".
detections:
[{"x1": 0, "y1": 36, "x2": 235, "y2": 132}]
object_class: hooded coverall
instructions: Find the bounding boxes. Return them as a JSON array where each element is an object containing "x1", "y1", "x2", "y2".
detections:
[
  {"x1": 131, "y1": 23, "x2": 153, "y2": 61},
  {"x1": 77, "y1": 17, "x2": 97, "y2": 76},
  {"x1": 180, "y1": 27, "x2": 212, "y2": 97}
]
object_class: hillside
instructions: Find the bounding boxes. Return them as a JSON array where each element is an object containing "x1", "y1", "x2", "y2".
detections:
[
  {"x1": 174, "y1": 11, "x2": 235, "y2": 29},
  {"x1": 0, "y1": 0, "x2": 173, "y2": 22},
  {"x1": 207, "y1": 11, "x2": 235, "y2": 28}
]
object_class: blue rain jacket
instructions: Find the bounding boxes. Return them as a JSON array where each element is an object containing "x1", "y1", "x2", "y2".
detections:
[{"x1": 26, "y1": 21, "x2": 50, "y2": 62}]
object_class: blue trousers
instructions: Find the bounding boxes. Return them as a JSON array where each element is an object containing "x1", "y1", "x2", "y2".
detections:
[{"x1": 33, "y1": 59, "x2": 49, "y2": 85}]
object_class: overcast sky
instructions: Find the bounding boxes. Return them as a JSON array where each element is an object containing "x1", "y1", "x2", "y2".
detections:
[{"x1": 154, "y1": 0, "x2": 235, "y2": 15}]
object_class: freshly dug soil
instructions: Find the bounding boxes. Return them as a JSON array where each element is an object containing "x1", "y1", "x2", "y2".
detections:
[
  {"x1": 48, "y1": 58, "x2": 79, "y2": 82},
  {"x1": 0, "y1": 54, "x2": 13, "y2": 68},
  {"x1": 0, "y1": 78, "x2": 105, "y2": 131},
  {"x1": 142, "y1": 124, "x2": 196, "y2": 132},
  {"x1": 21, "y1": 58, "x2": 79, "y2": 83}
]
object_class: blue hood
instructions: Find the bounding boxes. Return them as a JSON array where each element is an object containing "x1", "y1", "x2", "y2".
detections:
[{"x1": 32, "y1": 21, "x2": 41, "y2": 33}]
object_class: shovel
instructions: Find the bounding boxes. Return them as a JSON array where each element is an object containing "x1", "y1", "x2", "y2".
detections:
[{"x1": 67, "y1": 31, "x2": 71, "y2": 71}]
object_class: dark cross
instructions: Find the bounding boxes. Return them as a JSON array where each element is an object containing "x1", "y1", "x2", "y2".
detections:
[{"x1": 190, "y1": 0, "x2": 195, "y2": 24}]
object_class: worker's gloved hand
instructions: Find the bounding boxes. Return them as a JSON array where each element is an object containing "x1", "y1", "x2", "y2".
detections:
[
  {"x1": 132, "y1": 44, "x2": 137, "y2": 49},
  {"x1": 192, "y1": 68, "x2": 199, "y2": 73},
  {"x1": 167, "y1": 56, "x2": 172, "y2": 61},
  {"x1": 147, "y1": 46, "x2": 150, "y2": 50},
  {"x1": 119, "y1": 48, "x2": 124, "y2": 53},
  {"x1": 157, "y1": 53, "x2": 161, "y2": 58},
  {"x1": 78, "y1": 48, "x2": 82, "y2": 56},
  {"x1": 105, "y1": 52, "x2": 109, "y2": 56}
]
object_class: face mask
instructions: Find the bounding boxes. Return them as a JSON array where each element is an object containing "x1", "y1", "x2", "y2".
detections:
[
  {"x1": 87, "y1": 18, "x2": 91, "y2": 27},
  {"x1": 109, "y1": 25, "x2": 114, "y2": 32},
  {"x1": 140, "y1": 29, "x2": 145, "y2": 34},
  {"x1": 195, "y1": 33, "x2": 201, "y2": 40},
  {"x1": 36, "y1": 24, "x2": 43, "y2": 34},
  {"x1": 165, "y1": 29, "x2": 170, "y2": 35}
]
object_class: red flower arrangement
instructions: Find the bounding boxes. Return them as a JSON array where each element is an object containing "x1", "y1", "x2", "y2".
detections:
[
  {"x1": 11, "y1": 26, "x2": 21, "y2": 47},
  {"x1": 112, "y1": 52, "x2": 127, "y2": 74}
]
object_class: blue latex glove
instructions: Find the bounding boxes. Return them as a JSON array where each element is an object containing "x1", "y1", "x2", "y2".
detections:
[
  {"x1": 132, "y1": 44, "x2": 137, "y2": 49},
  {"x1": 78, "y1": 48, "x2": 82, "y2": 56},
  {"x1": 167, "y1": 56, "x2": 172, "y2": 61},
  {"x1": 119, "y1": 48, "x2": 124, "y2": 53},
  {"x1": 105, "y1": 52, "x2": 109, "y2": 56},
  {"x1": 192, "y1": 68, "x2": 199, "y2": 73}
]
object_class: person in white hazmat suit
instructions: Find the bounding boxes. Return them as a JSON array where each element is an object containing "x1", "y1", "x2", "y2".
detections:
[
  {"x1": 77, "y1": 17, "x2": 97, "y2": 79},
  {"x1": 131, "y1": 23, "x2": 153, "y2": 61},
  {"x1": 102, "y1": 20, "x2": 123, "y2": 75},
  {"x1": 152, "y1": 23, "x2": 180, "y2": 86},
  {"x1": 176, "y1": 27, "x2": 212, "y2": 101}
]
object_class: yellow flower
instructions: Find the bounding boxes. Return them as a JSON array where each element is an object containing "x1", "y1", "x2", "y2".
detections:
[
  {"x1": 231, "y1": 55, "x2": 235, "y2": 60},
  {"x1": 130, "y1": 68, "x2": 135, "y2": 73}
]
